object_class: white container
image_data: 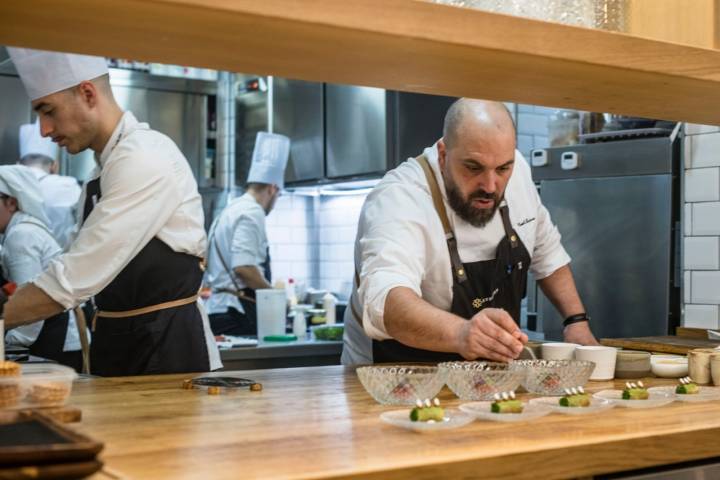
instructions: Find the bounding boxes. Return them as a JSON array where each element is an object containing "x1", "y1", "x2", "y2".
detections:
[
  {"x1": 541, "y1": 342, "x2": 578, "y2": 360},
  {"x1": 575, "y1": 346, "x2": 618, "y2": 381},
  {"x1": 323, "y1": 293, "x2": 337, "y2": 325},
  {"x1": 0, "y1": 364, "x2": 77, "y2": 410},
  {"x1": 651, "y1": 354, "x2": 688, "y2": 378},
  {"x1": 292, "y1": 308, "x2": 307, "y2": 340},
  {"x1": 256, "y1": 289, "x2": 287, "y2": 340}
]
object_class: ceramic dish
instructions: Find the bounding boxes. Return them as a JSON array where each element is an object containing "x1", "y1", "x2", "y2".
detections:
[
  {"x1": 459, "y1": 401, "x2": 551, "y2": 422},
  {"x1": 529, "y1": 396, "x2": 615, "y2": 415},
  {"x1": 593, "y1": 389, "x2": 674, "y2": 408},
  {"x1": 648, "y1": 385, "x2": 720, "y2": 403},
  {"x1": 379, "y1": 409, "x2": 474, "y2": 431},
  {"x1": 650, "y1": 355, "x2": 688, "y2": 378}
]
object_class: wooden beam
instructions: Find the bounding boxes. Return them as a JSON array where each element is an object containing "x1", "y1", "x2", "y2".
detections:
[{"x1": 2, "y1": 0, "x2": 720, "y2": 124}]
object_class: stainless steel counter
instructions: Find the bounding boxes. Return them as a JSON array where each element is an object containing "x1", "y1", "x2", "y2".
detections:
[{"x1": 219, "y1": 339, "x2": 342, "y2": 370}]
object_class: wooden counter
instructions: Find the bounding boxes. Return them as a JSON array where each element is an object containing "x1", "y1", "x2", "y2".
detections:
[
  {"x1": 2, "y1": 1, "x2": 720, "y2": 124},
  {"x1": 69, "y1": 366, "x2": 720, "y2": 479}
]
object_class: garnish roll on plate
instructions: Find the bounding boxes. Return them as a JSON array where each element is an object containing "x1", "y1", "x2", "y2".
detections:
[
  {"x1": 648, "y1": 377, "x2": 720, "y2": 403},
  {"x1": 460, "y1": 391, "x2": 551, "y2": 422},
  {"x1": 379, "y1": 398, "x2": 474, "y2": 432},
  {"x1": 594, "y1": 381, "x2": 674, "y2": 409},
  {"x1": 530, "y1": 386, "x2": 615, "y2": 415}
]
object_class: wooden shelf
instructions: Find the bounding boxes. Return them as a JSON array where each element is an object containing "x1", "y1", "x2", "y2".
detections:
[{"x1": 2, "y1": 0, "x2": 720, "y2": 124}]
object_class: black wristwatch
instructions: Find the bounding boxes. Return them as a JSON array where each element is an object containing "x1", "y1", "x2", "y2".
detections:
[{"x1": 563, "y1": 313, "x2": 590, "y2": 327}]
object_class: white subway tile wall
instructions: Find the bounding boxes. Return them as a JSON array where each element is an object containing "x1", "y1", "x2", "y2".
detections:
[
  {"x1": 265, "y1": 191, "x2": 367, "y2": 301},
  {"x1": 515, "y1": 105, "x2": 553, "y2": 160},
  {"x1": 684, "y1": 126, "x2": 720, "y2": 329}
]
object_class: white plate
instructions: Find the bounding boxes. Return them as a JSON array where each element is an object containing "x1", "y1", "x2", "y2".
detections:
[
  {"x1": 648, "y1": 386, "x2": 720, "y2": 403},
  {"x1": 593, "y1": 389, "x2": 674, "y2": 408},
  {"x1": 529, "y1": 396, "x2": 615, "y2": 415},
  {"x1": 379, "y1": 409, "x2": 474, "y2": 431},
  {"x1": 459, "y1": 401, "x2": 551, "y2": 422}
]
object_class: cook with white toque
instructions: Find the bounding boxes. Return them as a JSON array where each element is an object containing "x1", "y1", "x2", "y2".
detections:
[
  {"x1": 204, "y1": 132, "x2": 290, "y2": 336},
  {"x1": 0, "y1": 165, "x2": 86, "y2": 371},
  {"x1": 18, "y1": 120, "x2": 82, "y2": 250},
  {"x1": 1, "y1": 47, "x2": 221, "y2": 376}
]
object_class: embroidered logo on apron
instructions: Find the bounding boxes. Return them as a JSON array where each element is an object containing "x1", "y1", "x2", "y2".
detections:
[{"x1": 472, "y1": 288, "x2": 500, "y2": 310}]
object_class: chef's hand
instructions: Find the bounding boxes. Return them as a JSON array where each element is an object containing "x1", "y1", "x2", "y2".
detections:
[
  {"x1": 563, "y1": 321, "x2": 599, "y2": 345},
  {"x1": 455, "y1": 308, "x2": 528, "y2": 363}
]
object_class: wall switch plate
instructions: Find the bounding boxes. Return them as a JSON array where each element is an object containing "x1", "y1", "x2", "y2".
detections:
[
  {"x1": 561, "y1": 151, "x2": 580, "y2": 170},
  {"x1": 531, "y1": 149, "x2": 548, "y2": 167}
]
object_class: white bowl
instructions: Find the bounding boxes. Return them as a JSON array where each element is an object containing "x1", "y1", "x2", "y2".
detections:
[
  {"x1": 575, "y1": 346, "x2": 618, "y2": 381},
  {"x1": 541, "y1": 342, "x2": 578, "y2": 360},
  {"x1": 650, "y1": 355, "x2": 688, "y2": 378}
]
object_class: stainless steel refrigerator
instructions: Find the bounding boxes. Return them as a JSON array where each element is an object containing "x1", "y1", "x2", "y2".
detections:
[{"x1": 527, "y1": 135, "x2": 681, "y2": 341}]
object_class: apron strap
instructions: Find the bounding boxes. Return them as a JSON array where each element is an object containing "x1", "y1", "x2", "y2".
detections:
[
  {"x1": 417, "y1": 155, "x2": 468, "y2": 284},
  {"x1": 499, "y1": 205, "x2": 519, "y2": 249},
  {"x1": 214, "y1": 287, "x2": 257, "y2": 304},
  {"x1": 72, "y1": 306, "x2": 91, "y2": 375},
  {"x1": 92, "y1": 294, "x2": 199, "y2": 331},
  {"x1": 350, "y1": 269, "x2": 363, "y2": 326}
]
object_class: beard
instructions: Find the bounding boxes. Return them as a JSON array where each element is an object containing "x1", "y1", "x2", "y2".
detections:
[{"x1": 444, "y1": 172, "x2": 501, "y2": 228}]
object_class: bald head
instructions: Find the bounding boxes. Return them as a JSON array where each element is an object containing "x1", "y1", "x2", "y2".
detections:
[{"x1": 442, "y1": 99, "x2": 515, "y2": 151}]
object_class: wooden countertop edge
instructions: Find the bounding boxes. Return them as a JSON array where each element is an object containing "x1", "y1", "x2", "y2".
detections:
[
  {"x1": 2, "y1": 0, "x2": 720, "y2": 123},
  {"x1": 335, "y1": 427, "x2": 720, "y2": 480}
]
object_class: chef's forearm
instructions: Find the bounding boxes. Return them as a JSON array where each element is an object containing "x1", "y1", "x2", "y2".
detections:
[
  {"x1": 537, "y1": 264, "x2": 585, "y2": 317},
  {"x1": 234, "y1": 266, "x2": 271, "y2": 290},
  {"x1": 384, "y1": 286, "x2": 465, "y2": 353},
  {"x1": 3, "y1": 284, "x2": 64, "y2": 329}
]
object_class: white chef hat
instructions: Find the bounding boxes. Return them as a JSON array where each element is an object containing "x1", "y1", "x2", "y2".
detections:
[
  {"x1": 7, "y1": 47, "x2": 108, "y2": 101},
  {"x1": 247, "y1": 132, "x2": 291, "y2": 189},
  {"x1": 0, "y1": 165, "x2": 49, "y2": 225},
  {"x1": 19, "y1": 120, "x2": 58, "y2": 161}
]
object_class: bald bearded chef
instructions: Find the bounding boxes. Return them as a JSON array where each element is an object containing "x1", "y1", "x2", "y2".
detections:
[
  {"x1": 2, "y1": 47, "x2": 220, "y2": 376},
  {"x1": 342, "y1": 99, "x2": 599, "y2": 365}
]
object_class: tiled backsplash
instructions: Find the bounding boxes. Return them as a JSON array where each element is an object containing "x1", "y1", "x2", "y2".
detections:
[
  {"x1": 683, "y1": 123, "x2": 720, "y2": 329},
  {"x1": 266, "y1": 192, "x2": 366, "y2": 301}
]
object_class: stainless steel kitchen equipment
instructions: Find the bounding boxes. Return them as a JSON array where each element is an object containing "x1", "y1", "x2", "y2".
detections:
[
  {"x1": 271, "y1": 80, "x2": 456, "y2": 187},
  {"x1": 66, "y1": 68, "x2": 214, "y2": 184},
  {"x1": 528, "y1": 134, "x2": 681, "y2": 340},
  {"x1": 0, "y1": 47, "x2": 32, "y2": 165}
]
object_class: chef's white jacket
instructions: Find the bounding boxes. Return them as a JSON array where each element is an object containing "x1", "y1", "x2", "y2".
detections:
[
  {"x1": 2, "y1": 212, "x2": 82, "y2": 351},
  {"x1": 204, "y1": 193, "x2": 269, "y2": 315},
  {"x1": 32, "y1": 111, "x2": 221, "y2": 370},
  {"x1": 30, "y1": 169, "x2": 81, "y2": 250},
  {"x1": 341, "y1": 143, "x2": 571, "y2": 365}
]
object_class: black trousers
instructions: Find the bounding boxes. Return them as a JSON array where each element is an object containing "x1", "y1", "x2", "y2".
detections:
[{"x1": 209, "y1": 306, "x2": 256, "y2": 336}]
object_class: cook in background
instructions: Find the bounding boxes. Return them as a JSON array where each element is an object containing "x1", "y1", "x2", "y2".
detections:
[
  {"x1": 204, "y1": 132, "x2": 290, "y2": 336},
  {"x1": 1, "y1": 48, "x2": 221, "y2": 376},
  {"x1": 18, "y1": 120, "x2": 82, "y2": 251},
  {"x1": 0, "y1": 165, "x2": 85, "y2": 371}
]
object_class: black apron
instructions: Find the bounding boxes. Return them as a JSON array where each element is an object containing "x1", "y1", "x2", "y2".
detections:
[
  {"x1": 235, "y1": 246, "x2": 272, "y2": 327},
  {"x1": 372, "y1": 156, "x2": 531, "y2": 364},
  {"x1": 28, "y1": 311, "x2": 82, "y2": 371},
  {"x1": 83, "y1": 171, "x2": 209, "y2": 376}
]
